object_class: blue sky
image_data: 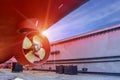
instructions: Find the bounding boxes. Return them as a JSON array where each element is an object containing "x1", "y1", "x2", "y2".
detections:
[{"x1": 44, "y1": 0, "x2": 120, "y2": 42}]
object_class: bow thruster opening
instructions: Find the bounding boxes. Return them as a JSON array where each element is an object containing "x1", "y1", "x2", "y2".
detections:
[{"x1": 22, "y1": 33, "x2": 50, "y2": 64}]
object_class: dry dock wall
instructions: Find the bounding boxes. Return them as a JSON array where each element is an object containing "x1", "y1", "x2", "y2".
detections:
[{"x1": 34, "y1": 24, "x2": 120, "y2": 73}]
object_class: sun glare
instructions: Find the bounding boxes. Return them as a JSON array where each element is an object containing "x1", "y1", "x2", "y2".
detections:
[{"x1": 42, "y1": 31, "x2": 48, "y2": 36}]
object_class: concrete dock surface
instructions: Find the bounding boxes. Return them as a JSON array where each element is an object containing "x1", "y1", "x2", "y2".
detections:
[{"x1": 0, "y1": 69, "x2": 120, "y2": 80}]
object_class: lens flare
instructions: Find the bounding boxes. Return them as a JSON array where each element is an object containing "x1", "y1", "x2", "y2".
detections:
[{"x1": 42, "y1": 31, "x2": 48, "y2": 36}]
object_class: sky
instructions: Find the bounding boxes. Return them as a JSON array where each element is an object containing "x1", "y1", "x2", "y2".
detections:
[{"x1": 44, "y1": 0, "x2": 120, "y2": 42}]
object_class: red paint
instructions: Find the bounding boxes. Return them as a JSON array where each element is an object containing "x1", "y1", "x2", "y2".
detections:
[{"x1": 0, "y1": 0, "x2": 87, "y2": 65}]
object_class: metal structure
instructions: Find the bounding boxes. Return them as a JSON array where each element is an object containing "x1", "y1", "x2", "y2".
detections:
[
  {"x1": 0, "y1": 0, "x2": 87, "y2": 66},
  {"x1": 45, "y1": 24, "x2": 120, "y2": 74}
]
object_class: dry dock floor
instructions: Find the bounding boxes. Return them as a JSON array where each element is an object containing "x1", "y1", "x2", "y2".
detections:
[{"x1": 0, "y1": 69, "x2": 120, "y2": 80}]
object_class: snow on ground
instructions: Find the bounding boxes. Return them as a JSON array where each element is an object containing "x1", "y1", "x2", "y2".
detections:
[{"x1": 0, "y1": 69, "x2": 120, "y2": 80}]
